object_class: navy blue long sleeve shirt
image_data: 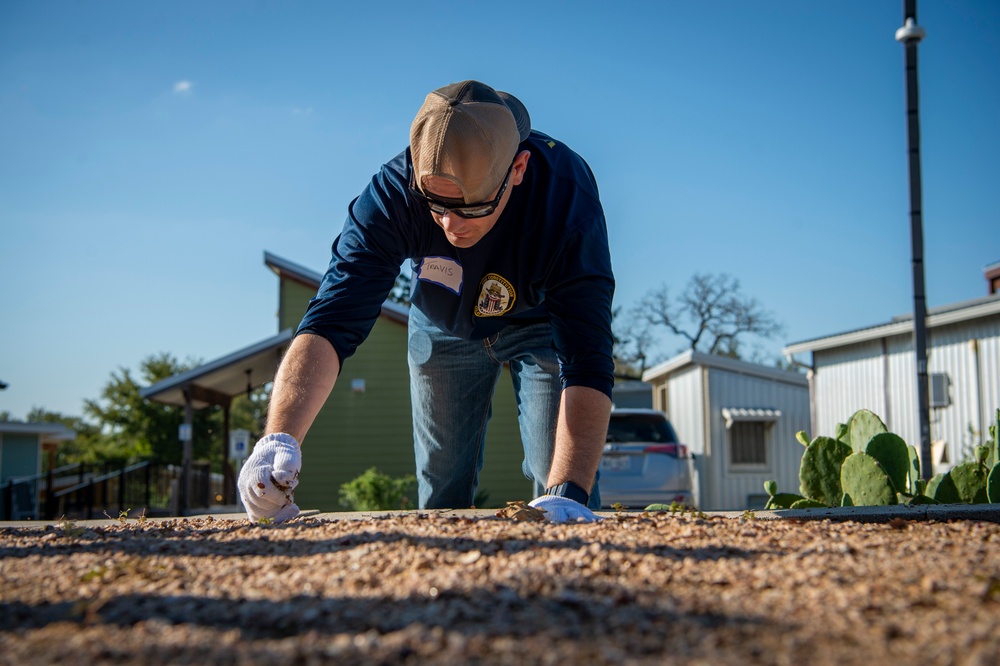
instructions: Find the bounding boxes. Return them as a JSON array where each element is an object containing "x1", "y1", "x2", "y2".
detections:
[{"x1": 298, "y1": 131, "x2": 616, "y2": 398}]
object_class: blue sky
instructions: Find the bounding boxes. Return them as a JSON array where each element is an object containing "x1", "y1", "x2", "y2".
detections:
[{"x1": 1, "y1": 0, "x2": 997, "y2": 420}]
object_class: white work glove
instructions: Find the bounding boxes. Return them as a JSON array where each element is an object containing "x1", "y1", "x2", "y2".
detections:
[
  {"x1": 238, "y1": 433, "x2": 301, "y2": 523},
  {"x1": 528, "y1": 495, "x2": 601, "y2": 523}
]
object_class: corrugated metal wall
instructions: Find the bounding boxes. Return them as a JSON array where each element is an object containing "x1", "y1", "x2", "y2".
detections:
[
  {"x1": 655, "y1": 362, "x2": 809, "y2": 511},
  {"x1": 813, "y1": 339, "x2": 887, "y2": 436},
  {"x1": 663, "y1": 366, "x2": 707, "y2": 507},
  {"x1": 813, "y1": 313, "x2": 1000, "y2": 473},
  {"x1": 705, "y1": 369, "x2": 809, "y2": 511}
]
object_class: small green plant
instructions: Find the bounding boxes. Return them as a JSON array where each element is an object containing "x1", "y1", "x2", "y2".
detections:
[
  {"x1": 81, "y1": 566, "x2": 106, "y2": 583},
  {"x1": 59, "y1": 518, "x2": 85, "y2": 538},
  {"x1": 339, "y1": 467, "x2": 417, "y2": 511},
  {"x1": 741, "y1": 509, "x2": 757, "y2": 521},
  {"x1": 257, "y1": 516, "x2": 275, "y2": 525},
  {"x1": 611, "y1": 502, "x2": 626, "y2": 513},
  {"x1": 104, "y1": 508, "x2": 131, "y2": 524}
]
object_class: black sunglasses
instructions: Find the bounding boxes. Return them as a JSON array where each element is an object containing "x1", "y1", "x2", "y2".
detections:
[{"x1": 409, "y1": 160, "x2": 515, "y2": 219}]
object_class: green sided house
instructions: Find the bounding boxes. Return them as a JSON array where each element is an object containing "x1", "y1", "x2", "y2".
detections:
[
  {"x1": 1, "y1": 421, "x2": 75, "y2": 519},
  {"x1": 142, "y1": 252, "x2": 535, "y2": 512}
]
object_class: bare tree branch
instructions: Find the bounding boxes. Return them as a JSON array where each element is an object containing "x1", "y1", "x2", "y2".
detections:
[{"x1": 632, "y1": 273, "x2": 784, "y2": 359}]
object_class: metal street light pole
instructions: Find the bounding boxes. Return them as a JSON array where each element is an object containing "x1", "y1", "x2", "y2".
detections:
[{"x1": 895, "y1": 0, "x2": 932, "y2": 480}]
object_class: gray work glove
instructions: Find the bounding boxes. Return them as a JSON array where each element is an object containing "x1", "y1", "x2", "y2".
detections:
[
  {"x1": 237, "y1": 433, "x2": 301, "y2": 523},
  {"x1": 528, "y1": 495, "x2": 601, "y2": 523}
]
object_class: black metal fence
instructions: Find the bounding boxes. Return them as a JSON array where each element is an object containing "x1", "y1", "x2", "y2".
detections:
[{"x1": 2, "y1": 462, "x2": 226, "y2": 521}]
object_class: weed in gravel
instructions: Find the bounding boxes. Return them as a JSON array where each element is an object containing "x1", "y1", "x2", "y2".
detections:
[
  {"x1": 104, "y1": 508, "x2": 132, "y2": 524},
  {"x1": 58, "y1": 518, "x2": 85, "y2": 538}
]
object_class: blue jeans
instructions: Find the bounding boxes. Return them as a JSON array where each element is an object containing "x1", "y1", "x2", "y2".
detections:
[{"x1": 407, "y1": 306, "x2": 600, "y2": 510}]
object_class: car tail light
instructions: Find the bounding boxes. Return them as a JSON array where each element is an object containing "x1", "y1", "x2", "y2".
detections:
[{"x1": 642, "y1": 444, "x2": 689, "y2": 458}]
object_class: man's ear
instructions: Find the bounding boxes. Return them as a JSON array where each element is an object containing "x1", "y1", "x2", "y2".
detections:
[{"x1": 510, "y1": 150, "x2": 531, "y2": 186}]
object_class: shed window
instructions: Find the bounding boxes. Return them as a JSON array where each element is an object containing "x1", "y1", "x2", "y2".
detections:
[{"x1": 730, "y1": 421, "x2": 768, "y2": 465}]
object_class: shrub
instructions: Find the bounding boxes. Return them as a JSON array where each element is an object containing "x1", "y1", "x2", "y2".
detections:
[{"x1": 339, "y1": 467, "x2": 416, "y2": 511}]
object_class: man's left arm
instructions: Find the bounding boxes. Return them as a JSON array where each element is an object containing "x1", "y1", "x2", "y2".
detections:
[{"x1": 527, "y1": 385, "x2": 610, "y2": 522}]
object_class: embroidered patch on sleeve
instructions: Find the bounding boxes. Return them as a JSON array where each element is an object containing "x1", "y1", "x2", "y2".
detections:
[
  {"x1": 417, "y1": 256, "x2": 463, "y2": 295},
  {"x1": 474, "y1": 273, "x2": 515, "y2": 317}
]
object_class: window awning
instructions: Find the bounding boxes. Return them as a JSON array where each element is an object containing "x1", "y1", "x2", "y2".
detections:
[{"x1": 722, "y1": 408, "x2": 782, "y2": 430}]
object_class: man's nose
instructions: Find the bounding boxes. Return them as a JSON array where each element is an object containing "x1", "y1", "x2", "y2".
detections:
[{"x1": 438, "y1": 209, "x2": 462, "y2": 229}]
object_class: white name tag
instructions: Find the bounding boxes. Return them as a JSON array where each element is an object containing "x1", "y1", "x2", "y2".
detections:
[{"x1": 417, "y1": 256, "x2": 463, "y2": 294}]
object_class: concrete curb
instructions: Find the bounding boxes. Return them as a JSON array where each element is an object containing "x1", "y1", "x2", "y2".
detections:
[{"x1": 3, "y1": 503, "x2": 1000, "y2": 528}]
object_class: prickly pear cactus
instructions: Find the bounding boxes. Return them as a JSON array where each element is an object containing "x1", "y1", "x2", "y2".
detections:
[
  {"x1": 840, "y1": 452, "x2": 897, "y2": 506},
  {"x1": 765, "y1": 493, "x2": 807, "y2": 509},
  {"x1": 906, "y1": 444, "x2": 921, "y2": 495},
  {"x1": 834, "y1": 422, "x2": 851, "y2": 448},
  {"x1": 763, "y1": 479, "x2": 778, "y2": 497},
  {"x1": 988, "y1": 463, "x2": 1000, "y2": 503},
  {"x1": 848, "y1": 409, "x2": 888, "y2": 454},
  {"x1": 925, "y1": 472, "x2": 961, "y2": 504},
  {"x1": 795, "y1": 431, "x2": 810, "y2": 447},
  {"x1": 865, "y1": 433, "x2": 909, "y2": 494},
  {"x1": 798, "y1": 436, "x2": 851, "y2": 507},
  {"x1": 789, "y1": 498, "x2": 828, "y2": 509},
  {"x1": 988, "y1": 409, "x2": 999, "y2": 469},
  {"x1": 948, "y1": 462, "x2": 989, "y2": 504}
]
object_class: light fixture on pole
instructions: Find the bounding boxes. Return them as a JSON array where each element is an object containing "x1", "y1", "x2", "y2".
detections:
[{"x1": 896, "y1": 0, "x2": 932, "y2": 480}]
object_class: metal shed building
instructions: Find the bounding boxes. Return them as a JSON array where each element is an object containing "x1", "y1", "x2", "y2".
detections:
[
  {"x1": 783, "y1": 293, "x2": 1000, "y2": 474},
  {"x1": 641, "y1": 351, "x2": 810, "y2": 511}
]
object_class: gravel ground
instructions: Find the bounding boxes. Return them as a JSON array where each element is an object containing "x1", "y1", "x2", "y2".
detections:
[{"x1": 2, "y1": 510, "x2": 999, "y2": 665}]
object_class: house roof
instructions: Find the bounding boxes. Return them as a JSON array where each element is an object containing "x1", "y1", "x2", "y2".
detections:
[
  {"x1": 140, "y1": 329, "x2": 295, "y2": 409},
  {"x1": 142, "y1": 251, "x2": 413, "y2": 410},
  {"x1": 641, "y1": 350, "x2": 808, "y2": 386},
  {"x1": 0, "y1": 422, "x2": 75, "y2": 441},
  {"x1": 782, "y1": 293, "x2": 1000, "y2": 356},
  {"x1": 264, "y1": 251, "x2": 409, "y2": 325}
]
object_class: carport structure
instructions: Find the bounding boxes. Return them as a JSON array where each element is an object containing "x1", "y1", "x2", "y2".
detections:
[{"x1": 140, "y1": 329, "x2": 293, "y2": 512}]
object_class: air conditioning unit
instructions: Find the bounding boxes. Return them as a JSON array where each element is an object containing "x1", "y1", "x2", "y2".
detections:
[{"x1": 929, "y1": 373, "x2": 951, "y2": 408}]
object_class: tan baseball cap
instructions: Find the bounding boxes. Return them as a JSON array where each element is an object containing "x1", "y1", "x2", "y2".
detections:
[{"x1": 410, "y1": 80, "x2": 531, "y2": 204}]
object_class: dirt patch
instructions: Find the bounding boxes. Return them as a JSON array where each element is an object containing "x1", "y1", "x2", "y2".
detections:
[{"x1": 2, "y1": 512, "x2": 998, "y2": 665}]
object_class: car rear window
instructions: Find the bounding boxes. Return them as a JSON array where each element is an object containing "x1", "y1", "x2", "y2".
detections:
[{"x1": 607, "y1": 414, "x2": 679, "y2": 443}]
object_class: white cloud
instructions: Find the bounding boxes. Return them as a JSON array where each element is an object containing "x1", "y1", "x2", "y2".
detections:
[{"x1": 173, "y1": 80, "x2": 193, "y2": 96}]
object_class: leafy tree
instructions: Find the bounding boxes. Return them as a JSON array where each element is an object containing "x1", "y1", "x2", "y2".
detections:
[
  {"x1": 82, "y1": 352, "x2": 220, "y2": 466},
  {"x1": 6, "y1": 355, "x2": 272, "y2": 472},
  {"x1": 631, "y1": 273, "x2": 784, "y2": 360}
]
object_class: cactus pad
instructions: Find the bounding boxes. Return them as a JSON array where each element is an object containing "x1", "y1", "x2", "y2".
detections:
[
  {"x1": 925, "y1": 472, "x2": 960, "y2": 504},
  {"x1": 949, "y1": 462, "x2": 988, "y2": 504},
  {"x1": 865, "y1": 432, "x2": 909, "y2": 494},
  {"x1": 789, "y1": 498, "x2": 829, "y2": 509},
  {"x1": 988, "y1": 463, "x2": 1000, "y2": 504},
  {"x1": 798, "y1": 436, "x2": 851, "y2": 506},
  {"x1": 764, "y1": 493, "x2": 806, "y2": 510},
  {"x1": 906, "y1": 444, "x2": 921, "y2": 495},
  {"x1": 840, "y1": 452, "x2": 897, "y2": 506},
  {"x1": 848, "y1": 409, "x2": 887, "y2": 454}
]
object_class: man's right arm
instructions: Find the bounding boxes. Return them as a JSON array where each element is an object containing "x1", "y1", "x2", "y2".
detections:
[
  {"x1": 265, "y1": 332, "x2": 341, "y2": 444},
  {"x1": 237, "y1": 332, "x2": 340, "y2": 523}
]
